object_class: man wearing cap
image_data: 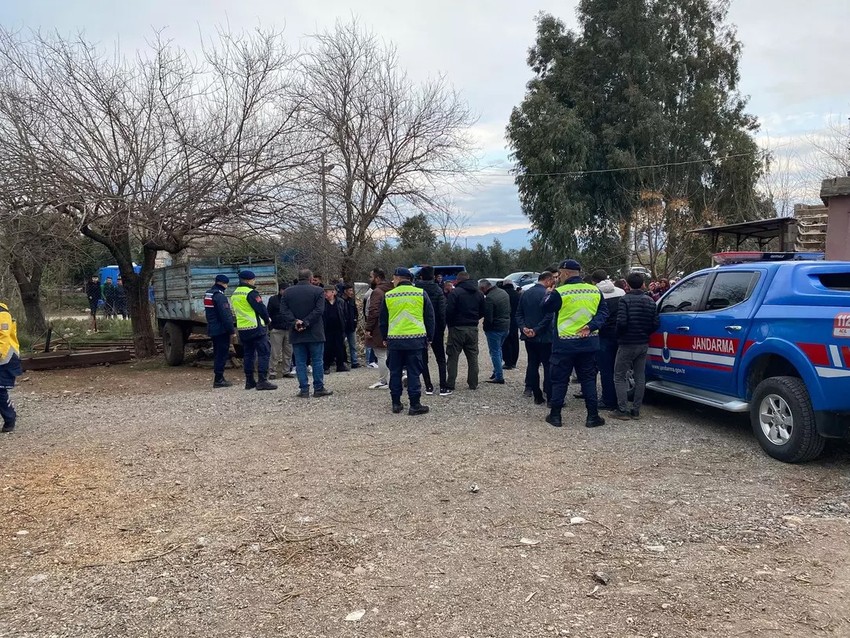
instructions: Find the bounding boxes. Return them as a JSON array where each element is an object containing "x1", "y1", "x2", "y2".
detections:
[
  {"x1": 231, "y1": 271, "x2": 277, "y2": 391},
  {"x1": 0, "y1": 300, "x2": 22, "y2": 432},
  {"x1": 379, "y1": 267, "x2": 436, "y2": 415},
  {"x1": 204, "y1": 274, "x2": 236, "y2": 388},
  {"x1": 540, "y1": 259, "x2": 608, "y2": 428}
]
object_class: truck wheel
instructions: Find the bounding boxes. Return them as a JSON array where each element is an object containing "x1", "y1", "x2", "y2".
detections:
[
  {"x1": 750, "y1": 376, "x2": 825, "y2": 463},
  {"x1": 162, "y1": 322, "x2": 185, "y2": 366}
]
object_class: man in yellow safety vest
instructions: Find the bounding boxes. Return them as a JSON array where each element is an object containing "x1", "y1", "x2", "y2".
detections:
[
  {"x1": 540, "y1": 259, "x2": 609, "y2": 428},
  {"x1": 0, "y1": 301, "x2": 22, "y2": 432},
  {"x1": 379, "y1": 267, "x2": 436, "y2": 416},
  {"x1": 231, "y1": 270, "x2": 277, "y2": 391}
]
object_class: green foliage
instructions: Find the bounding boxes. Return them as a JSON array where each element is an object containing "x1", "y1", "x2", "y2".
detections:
[
  {"x1": 507, "y1": 0, "x2": 766, "y2": 273},
  {"x1": 398, "y1": 214, "x2": 437, "y2": 251}
]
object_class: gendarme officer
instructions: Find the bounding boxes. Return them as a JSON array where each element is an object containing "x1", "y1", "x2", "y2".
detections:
[
  {"x1": 204, "y1": 274, "x2": 235, "y2": 388},
  {"x1": 540, "y1": 259, "x2": 608, "y2": 428},
  {"x1": 380, "y1": 267, "x2": 435, "y2": 416},
  {"x1": 231, "y1": 270, "x2": 277, "y2": 391}
]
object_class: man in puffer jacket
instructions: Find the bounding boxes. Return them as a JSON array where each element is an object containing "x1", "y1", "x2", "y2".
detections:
[
  {"x1": 612, "y1": 273, "x2": 660, "y2": 420},
  {"x1": 445, "y1": 272, "x2": 485, "y2": 393},
  {"x1": 591, "y1": 269, "x2": 625, "y2": 410}
]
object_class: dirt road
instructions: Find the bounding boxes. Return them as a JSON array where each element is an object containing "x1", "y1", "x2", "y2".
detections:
[{"x1": 1, "y1": 352, "x2": 849, "y2": 637}]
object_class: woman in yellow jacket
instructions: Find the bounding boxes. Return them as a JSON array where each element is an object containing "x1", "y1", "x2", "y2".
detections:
[{"x1": 0, "y1": 301, "x2": 22, "y2": 432}]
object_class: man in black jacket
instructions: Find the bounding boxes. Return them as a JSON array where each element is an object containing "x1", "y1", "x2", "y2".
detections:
[
  {"x1": 501, "y1": 280, "x2": 521, "y2": 370},
  {"x1": 415, "y1": 266, "x2": 448, "y2": 395},
  {"x1": 204, "y1": 274, "x2": 235, "y2": 388},
  {"x1": 86, "y1": 274, "x2": 101, "y2": 332},
  {"x1": 591, "y1": 269, "x2": 625, "y2": 410},
  {"x1": 322, "y1": 286, "x2": 349, "y2": 373},
  {"x1": 445, "y1": 272, "x2": 486, "y2": 393},
  {"x1": 613, "y1": 273, "x2": 660, "y2": 420},
  {"x1": 280, "y1": 269, "x2": 333, "y2": 398},
  {"x1": 516, "y1": 271, "x2": 555, "y2": 404},
  {"x1": 267, "y1": 282, "x2": 294, "y2": 379},
  {"x1": 341, "y1": 284, "x2": 361, "y2": 369}
]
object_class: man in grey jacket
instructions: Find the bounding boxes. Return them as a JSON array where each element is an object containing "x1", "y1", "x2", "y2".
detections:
[{"x1": 479, "y1": 279, "x2": 511, "y2": 384}]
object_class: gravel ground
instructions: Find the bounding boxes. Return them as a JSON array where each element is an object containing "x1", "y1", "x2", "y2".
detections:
[{"x1": 2, "y1": 338, "x2": 850, "y2": 638}]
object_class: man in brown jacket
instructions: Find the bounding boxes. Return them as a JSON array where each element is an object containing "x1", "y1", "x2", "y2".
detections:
[{"x1": 364, "y1": 268, "x2": 393, "y2": 389}]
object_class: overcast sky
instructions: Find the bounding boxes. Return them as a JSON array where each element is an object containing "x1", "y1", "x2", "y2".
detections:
[{"x1": 2, "y1": 0, "x2": 848, "y2": 235}]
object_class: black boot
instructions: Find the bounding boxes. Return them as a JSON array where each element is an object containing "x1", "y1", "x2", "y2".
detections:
[
  {"x1": 392, "y1": 401, "x2": 405, "y2": 414},
  {"x1": 408, "y1": 398, "x2": 430, "y2": 416},
  {"x1": 1, "y1": 421, "x2": 15, "y2": 433},
  {"x1": 256, "y1": 374, "x2": 278, "y2": 391},
  {"x1": 545, "y1": 409, "x2": 563, "y2": 428},
  {"x1": 245, "y1": 374, "x2": 257, "y2": 390},
  {"x1": 213, "y1": 375, "x2": 232, "y2": 389},
  {"x1": 585, "y1": 414, "x2": 606, "y2": 428}
]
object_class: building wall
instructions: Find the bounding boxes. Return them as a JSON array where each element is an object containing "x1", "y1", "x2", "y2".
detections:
[{"x1": 825, "y1": 196, "x2": 850, "y2": 260}]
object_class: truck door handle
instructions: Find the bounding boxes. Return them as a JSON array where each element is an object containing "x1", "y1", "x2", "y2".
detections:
[
  {"x1": 676, "y1": 326, "x2": 690, "y2": 332},
  {"x1": 725, "y1": 325, "x2": 742, "y2": 332}
]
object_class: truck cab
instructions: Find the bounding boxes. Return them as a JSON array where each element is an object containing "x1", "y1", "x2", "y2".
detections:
[{"x1": 646, "y1": 252, "x2": 850, "y2": 462}]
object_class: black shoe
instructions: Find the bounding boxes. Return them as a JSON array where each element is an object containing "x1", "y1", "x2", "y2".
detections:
[
  {"x1": 523, "y1": 388, "x2": 533, "y2": 398},
  {"x1": 545, "y1": 413, "x2": 562, "y2": 428},
  {"x1": 585, "y1": 415, "x2": 606, "y2": 428},
  {"x1": 296, "y1": 391, "x2": 310, "y2": 399},
  {"x1": 256, "y1": 379, "x2": 278, "y2": 391},
  {"x1": 337, "y1": 365, "x2": 350, "y2": 372},
  {"x1": 313, "y1": 388, "x2": 333, "y2": 398},
  {"x1": 439, "y1": 387, "x2": 453, "y2": 396},
  {"x1": 213, "y1": 378, "x2": 232, "y2": 389},
  {"x1": 468, "y1": 385, "x2": 478, "y2": 391},
  {"x1": 503, "y1": 365, "x2": 516, "y2": 370},
  {"x1": 1, "y1": 422, "x2": 15, "y2": 433},
  {"x1": 408, "y1": 404, "x2": 430, "y2": 416},
  {"x1": 489, "y1": 373, "x2": 495, "y2": 380},
  {"x1": 485, "y1": 378, "x2": 505, "y2": 385},
  {"x1": 534, "y1": 396, "x2": 546, "y2": 405},
  {"x1": 425, "y1": 386, "x2": 434, "y2": 396},
  {"x1": 245, "y1": 377, "x2": 257, "y2": 390},
  {"x1": 392, "y1": 403, "x2": 405, "y2": 414},
  {"x1": 612, "y1": 409, "x2": 631, "y2": 420},
  {"x1": 351, "y1": 363, "x2": 361, "y2": 369},
  {"x1": 630, "y1": 409, "x2": 641, "y2": 420},
  {"x1": 324, "y1": 368, "x2": 332, "y2": 374}
]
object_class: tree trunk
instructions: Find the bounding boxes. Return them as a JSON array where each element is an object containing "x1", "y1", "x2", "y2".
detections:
[
  {"x1": 9, "y1": 257, "x2": 48, "y2": 336},
  {"x1": 120, "y1": 246, "x2": 159, "y2": 359}
]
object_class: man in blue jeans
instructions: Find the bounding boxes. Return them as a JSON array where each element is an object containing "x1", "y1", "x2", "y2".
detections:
[
  {"x1": 479, "y1": 279, "x2": 511, "y2": 384},
  {"x1": 280, "y1": 269, "x2": 334, "y2": 398}
]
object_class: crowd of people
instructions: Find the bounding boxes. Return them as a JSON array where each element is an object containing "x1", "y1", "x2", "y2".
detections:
[
  {"x1": 85, "y1": 273, "x2": 128, "y2": 331},
  {"x1": 204, "y1": 259, "x2": 662, "y2": 426}
]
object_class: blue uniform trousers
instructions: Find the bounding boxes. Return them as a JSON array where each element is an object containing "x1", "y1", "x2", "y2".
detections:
[
  {"x1": 212, "y1": 333, "x2": 231, "y2": 376},
  {"x1": 0, "y1": 388, "x2": 15, "y2": 426},
  {"x1": 240, "y1": 332, "x2": 271, "y2": 377},
  {"x1": 388, "y1": 348, "x2": 424, "y2": 403},
  {"x1": 549, "y1": 349, "x2": 599, "y2": 417}
]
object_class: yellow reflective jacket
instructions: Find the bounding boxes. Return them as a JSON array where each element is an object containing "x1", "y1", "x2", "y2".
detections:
[{"x1": 0, "y1": 302, "x2": 20, "y2": 365}]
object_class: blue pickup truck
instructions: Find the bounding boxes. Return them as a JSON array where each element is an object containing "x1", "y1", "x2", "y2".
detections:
[{"x1": 646, "y1": 252, "x2": 850, "y2": 463}]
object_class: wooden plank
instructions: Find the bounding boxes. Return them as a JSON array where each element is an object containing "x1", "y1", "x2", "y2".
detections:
[{"x1": 21, "y1": 350, "x2": 132, "y2": 371}]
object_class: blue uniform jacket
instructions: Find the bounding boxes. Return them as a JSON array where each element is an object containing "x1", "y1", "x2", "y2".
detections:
[
  {"x1": 379, "y1": 281, "x2": 436, "y2": 351},
  {"x1": 204, "y1": 284, "x2": 235, "y2": 337},
  {"x1": 540, "y1": 276, "x2": 608, "y2": 353}
]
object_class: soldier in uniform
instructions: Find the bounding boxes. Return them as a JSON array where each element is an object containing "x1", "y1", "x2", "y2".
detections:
[
  {"x1": 204, "y1": 274, "x2": 235, "y2": 388},
  {"x1": 540, "y1": 259, "x2": 609, "y2": 428},
  {"x1": 230, "y1": 270, "x2": 277, "y2": 391},
  {"x1": 380, "y1": 267, "x2": 435, "y2": 416}
]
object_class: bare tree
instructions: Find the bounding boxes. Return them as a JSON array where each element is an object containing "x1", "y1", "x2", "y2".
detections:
[
  {"x1": 0, "y1": 28, "x2": 312, "y2": 356},
  {"x1": 297, "y1": 21, "x2": 476, "y2": 280},
  {"x1": 808, "y1": 115, "x2": 850, "y2": 179}
]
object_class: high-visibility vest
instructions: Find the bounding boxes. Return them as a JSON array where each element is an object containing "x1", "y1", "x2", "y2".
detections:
[
  {"x1": 230, "y1": 286, "x2": 259, "y2": 330},
  {"x1": 0, "y1": 302, "x2": 20, "y2": 365},
  {"x1": 555, "y1": 283, "x2": 601, "y2": 339},
  {"x1": 385, "y1": 286, "x2": 427, "y2": 339}
]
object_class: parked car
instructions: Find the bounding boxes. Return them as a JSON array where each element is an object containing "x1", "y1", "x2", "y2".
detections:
[
  {"x1": 503, "y1": 271, "x2": 539, "y2": 288},
  {"x1": 646, "y1": 251, "x2": 849, "y2": 463}
]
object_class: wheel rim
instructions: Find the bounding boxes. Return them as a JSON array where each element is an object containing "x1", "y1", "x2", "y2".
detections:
[{"x1": 759, "y1": 393, "x2": 793, "y2": 446}]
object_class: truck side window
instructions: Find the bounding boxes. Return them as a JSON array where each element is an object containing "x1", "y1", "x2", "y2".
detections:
[
  {"x1": 659, "y1": 274, "x2": 708, "y2": 314},
  {"x1": 704, "y1": 271, "x2": 761, "y2": 311}
]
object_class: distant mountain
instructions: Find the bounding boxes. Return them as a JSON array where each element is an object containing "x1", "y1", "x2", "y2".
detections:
[{"x1": 458, "y1": 227, "x2": 532, "y2": 251}]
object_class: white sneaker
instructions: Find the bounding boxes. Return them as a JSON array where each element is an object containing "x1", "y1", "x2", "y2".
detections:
[
  {"x1": 368, "y1": 381, "x2": 389, "y2": 390},
  {"x1": 368, "y1": 362, "x2": 379, "y2": 368}
]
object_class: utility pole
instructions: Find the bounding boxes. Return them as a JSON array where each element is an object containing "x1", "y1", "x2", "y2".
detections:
[{"x1": 320, "y1": 154, "x2": 335, "y2": 280}]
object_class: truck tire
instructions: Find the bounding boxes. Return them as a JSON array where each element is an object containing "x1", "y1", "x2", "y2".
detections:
[
  {"x1": 750, "y1": 376, "x2": 825, "y2": 463},
  {"x1": 162, "y1": 322, "x2": 185, "y2": 367}
]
